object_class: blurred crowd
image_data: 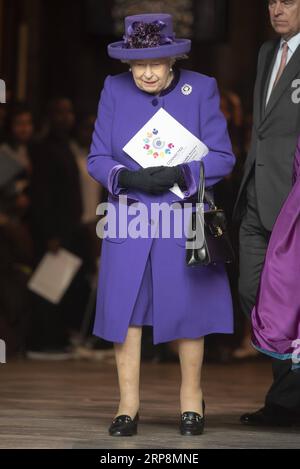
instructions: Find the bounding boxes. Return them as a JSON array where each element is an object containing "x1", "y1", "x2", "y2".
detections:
[
  {"x1": 0, "y1": 87, "x2": 260, "y2": 363},
  {"x1": 0, "y1": 95, "x2": 104, "y2": 359}
]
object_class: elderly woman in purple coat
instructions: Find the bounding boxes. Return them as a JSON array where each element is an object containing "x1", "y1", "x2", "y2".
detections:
[
  {"x1": 87, "y1": 13, "x2": 235, "y2": 436},
  {"x1": 252, "y1": 136, "x2": 300, "y2": 372}
]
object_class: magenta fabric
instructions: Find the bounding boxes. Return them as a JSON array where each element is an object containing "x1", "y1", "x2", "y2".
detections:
[{"x1": 251, "y1": 136, "x2": 300, "y2": 364}]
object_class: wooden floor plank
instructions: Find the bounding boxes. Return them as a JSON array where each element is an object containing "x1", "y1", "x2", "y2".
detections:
[{"x1": 0, "y1": 358, "x2": 299, "y2": 449}]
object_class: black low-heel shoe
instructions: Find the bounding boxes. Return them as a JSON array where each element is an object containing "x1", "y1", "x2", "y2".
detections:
[
  {"x1": 108, "y1": 413, "x2": 139, "y2": 436},
  {"x1": 180, "y1": 401, "x2": 205, "y2": 436}
]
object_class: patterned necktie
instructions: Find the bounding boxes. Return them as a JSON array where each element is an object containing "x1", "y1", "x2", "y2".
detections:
[{"x1": 272, "y1": 41, "x2": 289, "y2": 90}]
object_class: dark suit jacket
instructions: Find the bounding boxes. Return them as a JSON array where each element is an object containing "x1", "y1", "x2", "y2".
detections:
[{"x1": 233, "y1": 38, "x2": 300, "y2": 231}]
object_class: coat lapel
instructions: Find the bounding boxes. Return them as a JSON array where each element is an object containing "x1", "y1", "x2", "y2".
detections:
[
  {"x1": 260, "y1": 42, "x2": 300, "y2": 127},
  {"x1": 252, "y1": 53, "x2": 267, "y2": 125},
  {"x1": 260, "y1": 41, "x2": 279, "y2": 121}
]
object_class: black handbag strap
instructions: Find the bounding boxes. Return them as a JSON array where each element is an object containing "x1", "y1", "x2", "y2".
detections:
[{"x1": 198, "y1": 160, "x2": 217, "y2": 210}]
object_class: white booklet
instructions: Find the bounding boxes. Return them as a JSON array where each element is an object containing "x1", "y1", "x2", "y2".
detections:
[
  {"x1": 28, "y1": 248, "x2": 83, "y2": 305},
  {"x1": 123, "y1": 108, "x2": 209, "y2": 199}
]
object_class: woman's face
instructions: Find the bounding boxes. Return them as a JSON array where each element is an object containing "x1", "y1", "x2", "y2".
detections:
[{"x1": 130, "y1": 58, "x2": 173, "y2": 94}]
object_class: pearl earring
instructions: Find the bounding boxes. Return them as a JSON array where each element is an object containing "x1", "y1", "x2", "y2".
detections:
[{"x1": 129, "y1": 68, "x2": 132, "y2": 72}]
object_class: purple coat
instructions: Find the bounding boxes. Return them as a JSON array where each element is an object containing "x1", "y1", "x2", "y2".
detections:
[
  {"x1": 87, "y1": 69, "x2": 236, "y2": 344},
  {"x1": 252, "y1": 137, "x2": 300, "y2": 368}
]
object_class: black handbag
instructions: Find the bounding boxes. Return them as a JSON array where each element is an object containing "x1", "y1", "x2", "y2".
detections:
[{"x1": 185, "y1": 160, "x2": 235, "y2": 267}]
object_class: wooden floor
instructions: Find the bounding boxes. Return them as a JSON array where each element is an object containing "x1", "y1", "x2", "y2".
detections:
[{"x1": 0, "y1": 357, "x2": 299, "y2": 449}]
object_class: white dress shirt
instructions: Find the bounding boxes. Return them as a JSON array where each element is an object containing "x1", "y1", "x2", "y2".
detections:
[{"x1": 266, "y1": 31, "x2": 300, "y2": 106}]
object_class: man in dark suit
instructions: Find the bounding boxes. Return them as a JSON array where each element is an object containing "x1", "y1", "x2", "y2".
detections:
[{"x1": 233, "y1": 0, "x2": 300, "y2": 426}]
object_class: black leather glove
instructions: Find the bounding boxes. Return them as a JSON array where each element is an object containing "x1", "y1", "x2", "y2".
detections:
[
  {"x1": 118, "y1": 166, "x2": 179, "y2": 195},
  {"x1": 151, "y1": 166, "x2": 187, "y2": 190}
]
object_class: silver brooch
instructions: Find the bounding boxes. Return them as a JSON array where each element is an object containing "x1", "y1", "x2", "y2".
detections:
[{"x1": 181, "y1": 84, "x2": 193, "y2": 96}]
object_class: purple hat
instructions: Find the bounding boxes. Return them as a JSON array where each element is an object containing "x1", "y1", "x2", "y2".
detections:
[{"x1": 107, "y1": 13, "x2": 191, "y2": 60}]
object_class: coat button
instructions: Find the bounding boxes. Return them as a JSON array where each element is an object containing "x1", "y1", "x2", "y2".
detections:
[{"x1": 152, "y1": 98, "x2": 158, "y2": 106}]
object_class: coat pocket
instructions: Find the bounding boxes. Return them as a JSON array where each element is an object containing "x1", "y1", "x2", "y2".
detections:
[
  {"x1": 103, "y1": 235, "x2": 127, "y2": 244},
  {"x1": 97, "y1": 214, "x2": 127, "y2": 244}
]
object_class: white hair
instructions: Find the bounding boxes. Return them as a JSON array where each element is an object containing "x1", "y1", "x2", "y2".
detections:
[{"x1": 121, "y1": 54, "x2": 189, "y2": 65}]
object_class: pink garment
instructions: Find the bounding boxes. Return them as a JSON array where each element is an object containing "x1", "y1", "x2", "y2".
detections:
[{"x1": 251, "y1": 136, "x2": 300, "y2": 369}]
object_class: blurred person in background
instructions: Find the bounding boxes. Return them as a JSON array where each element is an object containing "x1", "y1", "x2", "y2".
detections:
[
  {"x1": 0, "y1": 103, "x2": 36, "y2": 212},
  {"x1": 0, "y1": 104, "x2": 7, "y2": 144},
  {"x1": 0, "y1": 102, "x2": 35, "y2": 177},
  {"x1": 27, "y1": 98, "x2": 94, "y2": 359},
  {"x1": 0, "y1": 152, "x2": 33, "y2": 357},
  {"x1": 0, "y1": 87, "x2": 12, "y2": 143}
]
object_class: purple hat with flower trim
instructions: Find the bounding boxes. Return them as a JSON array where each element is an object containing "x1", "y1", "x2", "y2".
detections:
[{"x1": 107, "y1": 13, "x2": 191, "y2": 60}]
